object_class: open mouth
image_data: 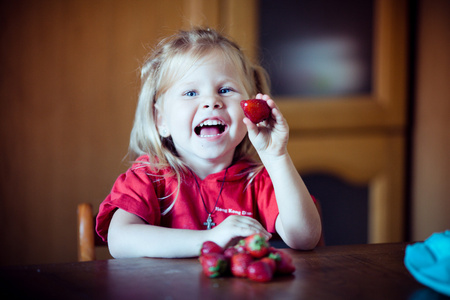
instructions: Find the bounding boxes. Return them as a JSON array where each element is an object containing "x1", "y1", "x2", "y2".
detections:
[{"x1": 194, "y1": 119, "x2": 227, "y2": 137}]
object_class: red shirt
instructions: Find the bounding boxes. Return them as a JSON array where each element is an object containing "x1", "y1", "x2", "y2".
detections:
[{"x1": 96, "y1": 156, "x2": 279, "y2": 242}]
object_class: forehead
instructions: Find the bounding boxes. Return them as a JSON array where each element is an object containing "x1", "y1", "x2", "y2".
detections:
[
  {"x1": 183, "y1": 53, "x2": 237, "y2": 80},
  {"x1": 162, "y1": 49, "x2": 245, "y2": 88}
]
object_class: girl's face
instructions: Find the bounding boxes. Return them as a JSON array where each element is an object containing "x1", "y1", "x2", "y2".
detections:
[{"x1": 156, "y1": 52, "x2": 249, "y2": 171}]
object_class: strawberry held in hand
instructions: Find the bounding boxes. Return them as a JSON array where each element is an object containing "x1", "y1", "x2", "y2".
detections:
[{"x1": 240, "y1": 99, "x2": 271, "y2": 124}]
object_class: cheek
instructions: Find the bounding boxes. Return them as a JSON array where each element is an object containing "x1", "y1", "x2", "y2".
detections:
[
  {"x1": 230, "y1": 104, "x2": 246, "y2": 130},
  {"x1": 166, "y1": 104, "x2": 193, "y2": 126},
  {"x1": 238, "y1": 121, "x2": 248, "y2": 136},
  {"x1": 234, "y1": 102, "x2": 244, "y2": 116},
  {"x1": 234, "y1": 114, "x2": 248, "y2": 138}
]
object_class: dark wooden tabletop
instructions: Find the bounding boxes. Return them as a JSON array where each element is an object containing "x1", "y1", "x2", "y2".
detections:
[{"x1": 1, "y1": 243, "x2": 447, "y2": 300}]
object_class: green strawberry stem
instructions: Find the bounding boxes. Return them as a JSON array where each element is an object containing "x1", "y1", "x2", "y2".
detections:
[{"x1": 250, "y1": 235, "x2": 267, "y2": 250}]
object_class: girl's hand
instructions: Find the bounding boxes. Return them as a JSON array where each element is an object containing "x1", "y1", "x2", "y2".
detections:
[
  {"x1": 243, "y1": 94, "x2": 289, "y2": 159},
  {"x1": 207, "y1": 215, "x2": 271, "y2": 248}
]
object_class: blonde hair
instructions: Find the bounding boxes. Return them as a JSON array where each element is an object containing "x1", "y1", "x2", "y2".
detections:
[{"x1": 129, "y1": 28, "x2": 270, "y2": 213}]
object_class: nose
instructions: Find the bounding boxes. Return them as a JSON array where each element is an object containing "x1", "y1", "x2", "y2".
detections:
[{"x1": 202, "y1": 95, "x2": 223, "y2": 109}]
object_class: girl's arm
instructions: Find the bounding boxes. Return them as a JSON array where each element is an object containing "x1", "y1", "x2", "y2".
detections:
[
  {"x1": 107, "y1": 208, "x2": 271, "y2": 258},
  {"x1": 244, "y1": 94, "x2": 322, "y2": 250},
  {"x1": 266, "y1": 153, "x2": 322, "y2": 250}
]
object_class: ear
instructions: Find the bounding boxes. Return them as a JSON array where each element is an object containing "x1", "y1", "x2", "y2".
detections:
[{"x1": 154, "y1": 103, "x2": 170, "y2": 138}]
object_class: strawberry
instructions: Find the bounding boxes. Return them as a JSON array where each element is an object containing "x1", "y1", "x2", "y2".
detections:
[
  {"x1": 269, "y1": 249, "x2": 296, "y2": 275},
  {"x1": 244, "y1": 234, "x2": 270, "y2": 258},
  {"x1": 260, "y1": 257, "x2": 276, "y2": 273},
  {"x1": 199, "y1": 253, "x2": 228, "y2": 278},
  {"x1": 234, "y1": 239, "x2": 247, "y2": 253},
  {"x1": 247, "y1": 260, "x2": 274, "y2": 282},
  {"x1": 200, "y1": 241, "x2": 223, "y2": 256},
  {"x1": 224, "y1": 247, "x2": 238, "y2": 260},
  {"x1": 230, "y1": 252, "x2": 254, "y2": 277},
  {"x1": 240, "y1": 99, "x2": 271, "y2": 124}
]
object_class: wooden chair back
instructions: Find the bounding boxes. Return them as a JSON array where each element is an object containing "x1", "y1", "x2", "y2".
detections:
[{"x1": 77, "y1": 203, "x2": 107, "y2": 261}]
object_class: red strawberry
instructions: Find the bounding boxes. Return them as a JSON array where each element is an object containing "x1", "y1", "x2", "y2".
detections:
[
  {"x1": 234, "y1": 239, "x2": 247, "y2": 253},
  {"x1": 247, "y1": 260, "x2": 274, "y2": 282},
  {"x1": 269, "y1": 249, "x2": 296, "y2": 275},
  {"x1": 244, "y1": 234, "x2": 270, "y2": 258},
  {"x1": 240, "y1": 99, "x2": 271, "y2": 124},
  {"x1": 260, "y1": 257, "x2": 276, "y2": 273},
  {"x1": 200, "y1": 241, "x2": 224, "y2": 256},
  {"x1": 224, "y1": 247, "x2": 238, "y2": 260},
  {"x1": 199, "y1": 253, "x2": 228, "y2": 278},
  {"x1": 230, "y1": 252, "x2": 254, "y2": 277}
]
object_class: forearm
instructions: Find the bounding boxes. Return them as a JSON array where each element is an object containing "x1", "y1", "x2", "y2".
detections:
[
  {"x1": 261, "y1": 153, "x2": 322, "y2": 250},
  {"x1": 107, "y1": 209, "x2": 272, "y2": 259},
  {"x1": 244, "y1": 94, "x2": 321, "y2": 249},
  {"x1": 108, "y1": 209, "x2": 211, "y2": 258}
]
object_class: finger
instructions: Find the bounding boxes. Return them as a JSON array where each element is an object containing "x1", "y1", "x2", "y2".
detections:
[
  {"x1": 233, "y1": 217, "x2": 272, "y2": 239},
  {"x1": 234, "y1": 227, "x2": 271, "y2": 241},
  {"x1": 265, "y1": 99, "x2": 283, "y2": 121},
  {"x1": 255, "y1": 93, "x2": 270, "y2": 100},
  {"x1": 243, "y1": 117, "x2": 260, "y2": 139},
  {"x1": 261, "y1": 94, "x2": 271, "y2": 101},
  {"x1": 266, "y1": 98, "x2": 277, "y2": 109}
]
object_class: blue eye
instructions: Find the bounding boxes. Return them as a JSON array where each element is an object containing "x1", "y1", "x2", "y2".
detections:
[
  {"x1": 184, "y1": 90, "x2": 197, "y2": 97},
  {"x1": 219, "y1": 87, "x2": 232, "y2": 94}
]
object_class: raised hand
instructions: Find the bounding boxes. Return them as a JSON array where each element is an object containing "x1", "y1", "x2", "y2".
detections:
[{"x1": 242, "y1": 94, "x2": 289, "y2": 158}]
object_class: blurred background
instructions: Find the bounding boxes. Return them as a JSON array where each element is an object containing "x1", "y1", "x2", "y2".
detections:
[{"x1": 1, "y1": 0, "x2": 449, "y2": 265}]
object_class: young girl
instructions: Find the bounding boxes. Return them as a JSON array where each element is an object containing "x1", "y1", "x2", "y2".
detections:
[{"x1": 96, "y1": 28, "x2": 322, "y2": 258}]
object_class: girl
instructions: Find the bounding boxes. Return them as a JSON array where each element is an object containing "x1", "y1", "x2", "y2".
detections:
[{"x1": 96, "y1": 28, "x2": 322, "y2": 258}]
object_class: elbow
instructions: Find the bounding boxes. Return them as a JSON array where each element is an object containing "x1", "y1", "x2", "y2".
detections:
[
  {"x1": 108, "y1": 243, "x2": 123, "y2": 259},
  {"x1": 286, "y1": 224, "x2": 323, "y2": 251},
  {"x1": 107, "y1": 228, "x2": 132, "y2": 259},
  {"x1": 287, "y1": 238, "x2": 318, "y2": 251},
  {"x1": 106, "y1": 232, "x2": 122, "y2": 259}
]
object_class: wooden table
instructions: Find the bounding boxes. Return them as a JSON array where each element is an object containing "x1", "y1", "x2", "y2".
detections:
[{"x1": 0, "y1": 243, "x2": 447, "y2": 300}]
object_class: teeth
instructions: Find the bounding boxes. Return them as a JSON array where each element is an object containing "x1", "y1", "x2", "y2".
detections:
[
  {"x1": 195, "y1": 119, "x2": 226, "y2": 137},
  {"x1": 200, "y1": 134, "x2": 218, "y2": 138},
  {"x1": 198, "y1": 120, "x2": 224, "y2": 127}
]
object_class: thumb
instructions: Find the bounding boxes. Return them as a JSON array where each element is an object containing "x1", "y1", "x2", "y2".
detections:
[{"x1": 243, "y1": 117, "x2": 259, "y2": 141}]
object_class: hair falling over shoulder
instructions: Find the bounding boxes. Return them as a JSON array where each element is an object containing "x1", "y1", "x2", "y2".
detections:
[{"x1": 128, "y1": 27, "x2": 271, "y2": 180}]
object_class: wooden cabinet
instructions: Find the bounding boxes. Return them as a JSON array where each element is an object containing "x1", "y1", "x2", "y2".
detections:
[
  {"x1": 0, "y1": 0, "x2": 409, "y2": 265},
  {"x1": 184, "y1": 0, "x2": 408, "y2": 243}
]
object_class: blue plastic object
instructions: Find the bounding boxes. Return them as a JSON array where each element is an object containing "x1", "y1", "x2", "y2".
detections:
[{"x1": 405, "y1": 230, "x2": 450, "y2": 296}]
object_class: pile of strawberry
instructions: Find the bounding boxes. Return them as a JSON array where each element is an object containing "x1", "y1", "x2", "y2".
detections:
[{"x1": 199, "y1": 234, "x2": 295, "y2": 282}]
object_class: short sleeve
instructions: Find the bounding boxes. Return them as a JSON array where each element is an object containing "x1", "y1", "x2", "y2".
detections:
[{"x1": 95, "y1": 167, "x2": 162, "y2": 242}]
